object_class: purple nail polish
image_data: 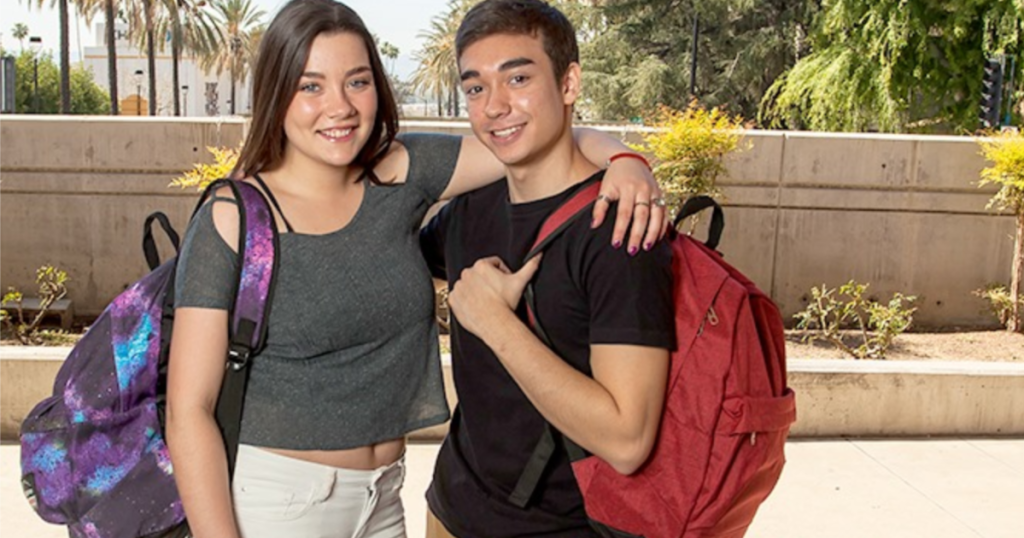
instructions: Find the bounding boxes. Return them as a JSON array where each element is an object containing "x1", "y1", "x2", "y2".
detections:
[
  {"x1": 613, "y1": 240, "x2": 622, "y2": 249},
  {"x1": 644, "y1": 242, "x2": 653, "y2": 251},
  {"x1": 629, "y1": 246, "x2": 639, "y2": 256}
]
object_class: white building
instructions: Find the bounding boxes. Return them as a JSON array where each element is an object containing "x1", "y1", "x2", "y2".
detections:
[{"x1": 83, "y1": 23, "x2": 252, "y2": 117}]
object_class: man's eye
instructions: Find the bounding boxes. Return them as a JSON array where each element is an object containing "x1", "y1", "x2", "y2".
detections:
[
  {"x1": 464, "y1": 85, "x2": 483, "y2": 96},
  {"x1": 510, "y1": 75, "x2": 528, "y2": 85}
]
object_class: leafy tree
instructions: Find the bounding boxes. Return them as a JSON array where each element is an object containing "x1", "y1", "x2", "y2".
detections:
[
  {"x1": 759, "y1": 0, "x2": 1023, "y2": 133},
  {"x1": 10, "y1": 50, "x2": 111, "y2": 114},
  {"x1": 978, "y1": 130, "x2": 1024, "y2": 332},
  {"x1": 581, "y1": 0, "x2": 818, "y2": 122}
]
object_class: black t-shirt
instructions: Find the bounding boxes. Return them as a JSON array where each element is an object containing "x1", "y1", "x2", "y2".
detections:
[{"x1": 420, "y1": 173, "x2": 675, "y2": 538}]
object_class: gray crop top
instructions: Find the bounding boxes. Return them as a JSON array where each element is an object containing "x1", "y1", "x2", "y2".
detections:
[{"x1": 174, "y1": 133, "x2": 461, "y2": 450}]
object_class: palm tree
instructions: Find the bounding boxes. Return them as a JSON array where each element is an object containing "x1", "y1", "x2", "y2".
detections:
[
  {"x1": 202, "y1": 0, "x2": 264, "y2": 115},
  {"x1": 76, "y1": 0, "x2": 119, "y2": 114},
  {"x1": 411, "y1": 1, "x2": 468, "y2": 117},
  {"x1": 124, "y1": 0, "x2": 158, "y2": 114},
  {"x1": 132, "y1": 0, "x2": 217, "y2": 115},
  {"x1": 12, "y1": 23, "x2": 29, "y2": 50},
  {"x1": 23, "y1": 0, "x2": 71, "y2": 113},
  {"x1": 164, "y1": 0, "x2": 217, "y2": 115}
]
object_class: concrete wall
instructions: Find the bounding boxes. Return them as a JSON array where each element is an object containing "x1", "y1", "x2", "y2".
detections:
[
  {"x1": 0, "y1": 117, "x2": 1014, "y2": 327},
  {"x1": 4, "y1": 351, "x2": 1022, "y2": 439}
]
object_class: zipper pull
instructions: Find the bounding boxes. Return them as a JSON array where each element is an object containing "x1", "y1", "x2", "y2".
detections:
[{"x1": 697, "y1": 306, "x2": 719, "y2": 336}]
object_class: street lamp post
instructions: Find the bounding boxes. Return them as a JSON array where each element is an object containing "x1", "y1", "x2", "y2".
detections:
[
  {"x1": 29, "y1": 36, "x2": 42, "y2": 113},
  {"x1": 181, "y1": 85, "x2": 189, "y2": 116},
  {"x1": 133, "y1": 69, "x2": 144, "y2": 116}
]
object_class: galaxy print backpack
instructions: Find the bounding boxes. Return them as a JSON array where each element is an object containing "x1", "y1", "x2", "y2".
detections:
[{"x1": 19, "y1": 178, "x2": 281, "y2": 538}]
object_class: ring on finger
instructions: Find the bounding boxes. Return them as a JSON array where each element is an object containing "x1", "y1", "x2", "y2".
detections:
[
  {"x1": 652, "y1": 197, "x2": 667, "y2": 207},
  {"x1": 635, "y1": 200, "x2": 651, "y2": 207}
]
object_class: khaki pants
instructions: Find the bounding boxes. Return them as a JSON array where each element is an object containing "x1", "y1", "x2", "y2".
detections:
[{"x1": 426, "y1": 510, "x2": 458, "y2": 538}]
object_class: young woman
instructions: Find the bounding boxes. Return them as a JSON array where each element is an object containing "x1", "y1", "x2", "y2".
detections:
[{"x1": 164, "y1": 1, "x2": 665, "y2": 537}]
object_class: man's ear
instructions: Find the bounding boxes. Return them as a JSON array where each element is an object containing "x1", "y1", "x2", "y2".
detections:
[{"x1": 562, "y1": 62, "x2": 582, "y2": 106}]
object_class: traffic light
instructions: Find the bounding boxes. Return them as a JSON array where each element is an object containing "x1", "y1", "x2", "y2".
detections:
[{"x1": 980, "y1": 58, "x2": 1003, "y2": 129}]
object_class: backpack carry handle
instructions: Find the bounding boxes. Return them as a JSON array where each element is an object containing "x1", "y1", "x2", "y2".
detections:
[
  {"x1": 143, "y1": 212, "x2": 182, "y2": 270},
  {"x1": 674, "y1": 195, "x2": 724, "y2": 251}
]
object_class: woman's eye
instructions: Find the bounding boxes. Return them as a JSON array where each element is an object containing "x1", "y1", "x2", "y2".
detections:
[
  {"x1": 350, "y1": 78, "x2": 372, "y2": 89},
  {"x1": 300, "y1": 82, "x2": 320, "y2": 93}
]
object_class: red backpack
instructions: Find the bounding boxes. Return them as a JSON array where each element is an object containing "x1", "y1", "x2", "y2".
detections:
[{"x1": 510, "y1": 180, "x2": 797, "y2": 538}]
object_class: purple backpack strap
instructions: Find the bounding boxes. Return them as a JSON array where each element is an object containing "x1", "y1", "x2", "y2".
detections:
[{"x1": 196, "y1": 179, "x2": 280, "y2": 475}]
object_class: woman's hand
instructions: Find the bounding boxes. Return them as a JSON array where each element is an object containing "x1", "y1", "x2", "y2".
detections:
[{"x1": 593, "y1": 156, "x2": 669, "y2": 254}]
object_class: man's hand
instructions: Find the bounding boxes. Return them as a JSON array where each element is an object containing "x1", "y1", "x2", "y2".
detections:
[
  {"x1": 448, "y1": 255, "x2": 542, "y2": 339},
  {"x1": 593, "y1": 158, "x2": 670, "y2": 254}
]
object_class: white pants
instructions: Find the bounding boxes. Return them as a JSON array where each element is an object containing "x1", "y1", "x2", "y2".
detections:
[{"x1": 231, "y1": 444, "x2": 407, "y2": 538}]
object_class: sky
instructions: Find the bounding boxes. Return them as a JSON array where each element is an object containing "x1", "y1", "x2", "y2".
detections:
[{"x1": 0, "y1": 0, "x2": 450, "y2": 79}]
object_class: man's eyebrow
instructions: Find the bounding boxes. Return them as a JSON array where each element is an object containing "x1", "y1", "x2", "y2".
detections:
[
  {"x1": 499, "y1": 57, "x2": 534, "y2": 71},
  {"x1": 300, "y1": 66, "x2": 372, "y2": 78},
  {"x1": 460, "y1": 57, "x2": 536, "y2": 81}
]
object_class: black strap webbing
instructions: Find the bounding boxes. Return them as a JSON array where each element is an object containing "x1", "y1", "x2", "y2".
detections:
[
  {"x1": 142, "y1": 212, "x2": 181, "y2": 270},
  {"x1": 509, "y1": 425, "x2": 557, "y2": 508},
  {"x1": 216, "y1": 318, "x2": 256, "y2": 476},
  {"x1": 252, "y1": 173, "x2": 295, "y2": 233}
]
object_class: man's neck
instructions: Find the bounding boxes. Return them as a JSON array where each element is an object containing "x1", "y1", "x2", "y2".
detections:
[{"x1": 506, "y1": 131, "x2": 601, "y2": 204}]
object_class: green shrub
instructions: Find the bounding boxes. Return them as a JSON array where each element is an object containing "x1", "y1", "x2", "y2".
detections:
[
  {"x1": 974, "y1": 284, "x2": 1023, "y2": 329},
  {"x1": 793, "y1": 280, "x2": 917, "y2": 360},
  {"x1": 630, "y1": 101, "x2": 747, "y2": 217}
]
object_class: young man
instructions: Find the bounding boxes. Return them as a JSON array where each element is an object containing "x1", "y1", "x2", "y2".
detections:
[{"x1": 420, "y1": 1, "x2": 675, "y2": 536}]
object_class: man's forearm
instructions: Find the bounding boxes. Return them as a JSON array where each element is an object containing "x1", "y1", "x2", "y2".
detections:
[{"x1": 473, "y1": 309, "x2": 654, "y2": 472}]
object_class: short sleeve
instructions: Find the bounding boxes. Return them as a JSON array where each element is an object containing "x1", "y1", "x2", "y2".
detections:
[
  {"x1": 576, "y1": 207, "x2": 676, "y2": 349},
  {"x1": 398, "y1": 133, "x2": 462, "y2": 203},
  {"x1": 174, "y1": 198, "x2": 239, "y2": 310}
]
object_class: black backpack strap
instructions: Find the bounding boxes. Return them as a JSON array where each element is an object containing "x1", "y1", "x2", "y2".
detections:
[
  {"x1": 508, "y1": 178, "x2": 601, "y2": 508},
  {"x1": 675, "y1": 195, "x2": 724, "y2": 250},
  {"x1": 194, "y1": 179, "x2": 280, "y2": 477},
  {"x1": 142, "y1": 212, "x2": 181, "y2": 270},
  {"x1": 252, "y1": 173, "x2": 295, "y2": 233}
]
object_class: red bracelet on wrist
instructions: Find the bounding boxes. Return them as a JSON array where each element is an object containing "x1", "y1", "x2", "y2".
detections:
[{"x1": 607, "y1": 152, "x2": 651, "y2": 170}]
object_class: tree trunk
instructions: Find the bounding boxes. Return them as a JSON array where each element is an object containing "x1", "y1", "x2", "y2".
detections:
[
  {"x1": 105, "y1": 0, "x2": 118, "y2": 115},
  {"x1": 230, "y1": 69, "x2": 237, "y2": 115},
  {"x1": 1011, "y1": 212, "x2": 1024, "y2": 333},
  {"x1": 172, "y1": 21, "x2": 181, "y2": 116},
  {"x1": 436, "y1": 89, "x2": 442, "y2": 117},
  {"x1": 145, "y1": 0, "x2": 157, "y2": 116},
  {"x1": 59, "y1": 0, "x2": 71, "y2": 113}
]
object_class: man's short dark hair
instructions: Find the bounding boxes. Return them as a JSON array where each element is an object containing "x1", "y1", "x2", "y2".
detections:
[{"x1": 455, "y1": 0, "x2": 579, "y2": 81}]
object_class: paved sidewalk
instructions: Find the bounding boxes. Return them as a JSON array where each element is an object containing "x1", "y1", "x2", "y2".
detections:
[{"x1": 2, "y1": 438, "x2": 1021, "y2": 538}]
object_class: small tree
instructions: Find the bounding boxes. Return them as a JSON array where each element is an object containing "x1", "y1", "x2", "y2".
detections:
[
  {"x1": 631, "y1": 101, "x2": 747, "y2": 216},
  {"x1": 978, "y1": 131, "x2": 1024, "y2": 332},
  {"x1": 794, "y1": 281, "x2": 917, "y2": 360},
  {"x1": 1, "y1": 265, "x2": 70, "y2": 345}
]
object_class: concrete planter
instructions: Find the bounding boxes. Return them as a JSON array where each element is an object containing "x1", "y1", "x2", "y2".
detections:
[{"x1": 3, "y1": 347, "x2": 1022, "y2": 440}]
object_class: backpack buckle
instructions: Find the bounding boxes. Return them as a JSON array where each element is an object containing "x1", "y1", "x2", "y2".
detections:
[{"x1": 227, "y1": 344, "x2": 252, "y2": 371}]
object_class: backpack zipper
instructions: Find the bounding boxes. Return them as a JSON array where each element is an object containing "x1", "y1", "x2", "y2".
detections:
[{"x1": 697, "y1": 306, "x2": 720, "y2": 336}]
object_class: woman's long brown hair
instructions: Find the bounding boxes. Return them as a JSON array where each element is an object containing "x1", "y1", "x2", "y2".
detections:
[{"x1": 233, "y1": 0, "x2": 399, "y2": 183}]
